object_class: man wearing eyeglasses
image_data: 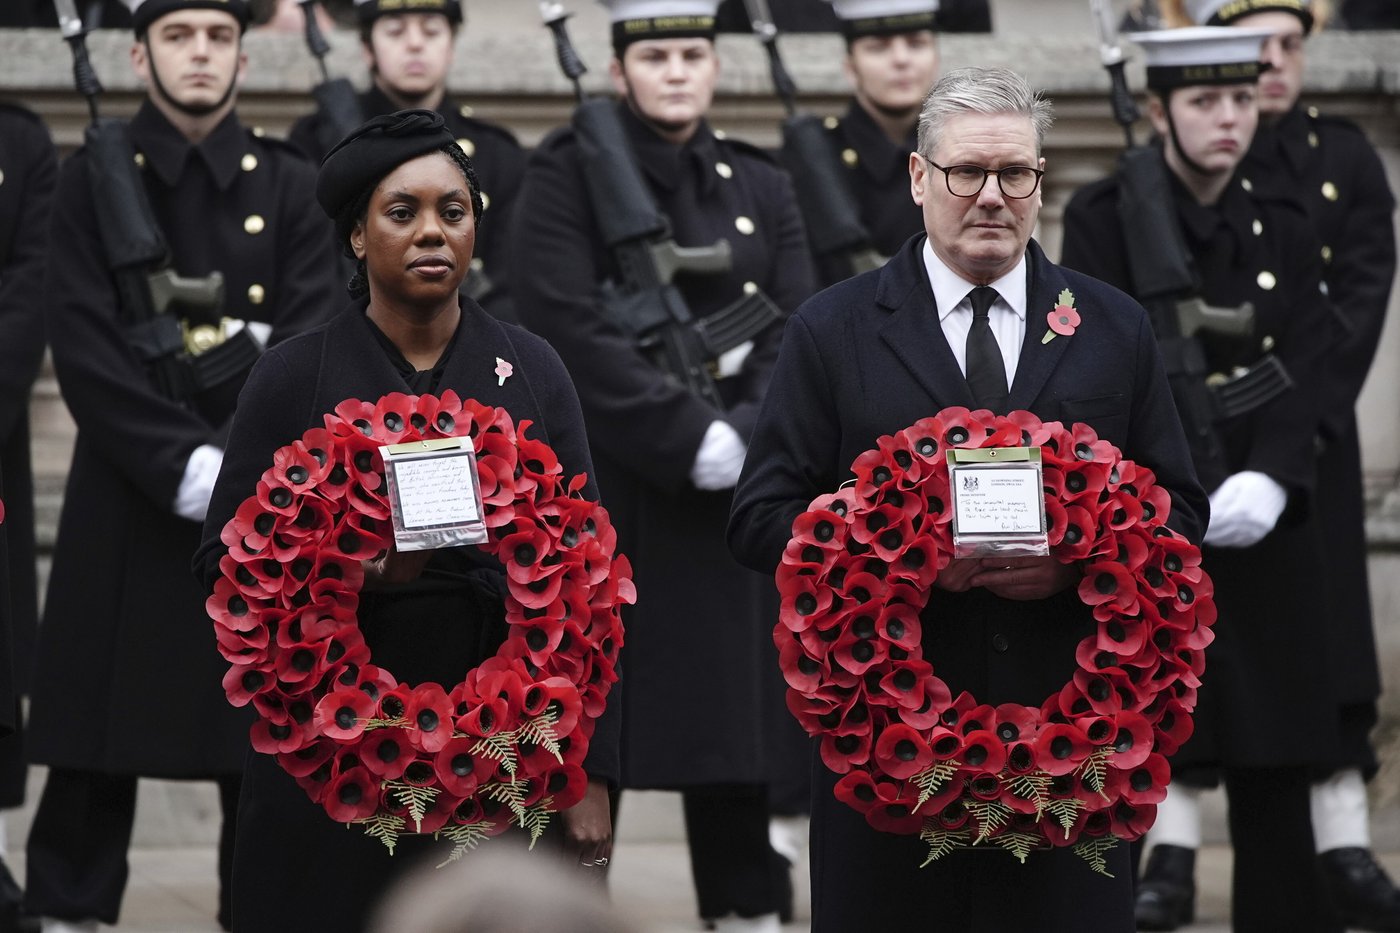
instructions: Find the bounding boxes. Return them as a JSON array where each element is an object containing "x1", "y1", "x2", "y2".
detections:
[{"x1": 728, "y1": 66, "x2": 1205, "y2": 931}]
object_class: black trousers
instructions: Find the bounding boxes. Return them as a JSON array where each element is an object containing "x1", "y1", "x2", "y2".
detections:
[
  {"x1": 24, "y1": 767, "x2": 240, "y2": 928},
  {"x1": 676, "y1": 784, "x2": 788, "y2": 921}
]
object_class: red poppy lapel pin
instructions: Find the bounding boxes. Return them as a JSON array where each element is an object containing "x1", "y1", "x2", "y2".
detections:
[
  {"x1": 494, "y1": 357, "x2": 514, "y2": 386},
  {"x1": 1042, "y1": 288, "x2": 1080, "y2": 344}
]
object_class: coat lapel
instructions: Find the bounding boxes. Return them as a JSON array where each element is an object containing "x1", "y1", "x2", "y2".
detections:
[
  {"x1": 1007, "y1": 240, "x2": 1075, "y2": 412},
  {"x1": 877, "y1": 237, "x2": 977, "y2": 410}
]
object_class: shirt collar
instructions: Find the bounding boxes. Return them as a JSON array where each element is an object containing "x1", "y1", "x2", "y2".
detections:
[
  {"x1": 921, "y1": 237, "x2": 1028, "y2": 323},
  {"x1": 620, "y1": 100, "x2": 718, "y2": 195},
  {"x1": 130, "y1": 100, "x2": 246, "y2": 191}
]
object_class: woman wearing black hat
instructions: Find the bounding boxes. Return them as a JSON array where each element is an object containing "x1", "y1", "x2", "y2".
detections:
[{"x1": 194, "y1": 110, "x2": 616, "y2": 933}]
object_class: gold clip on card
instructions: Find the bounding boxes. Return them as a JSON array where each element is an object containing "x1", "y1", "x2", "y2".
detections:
[
  {"x1": 379, "y1": 437, "x2": 488, "y2": 551},
  {"x1": 946, "y1": 446, "x2": 1049, "y2": 559}
]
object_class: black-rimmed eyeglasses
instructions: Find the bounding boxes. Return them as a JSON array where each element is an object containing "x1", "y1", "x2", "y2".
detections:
[{"x1": 922, "y1": 157, "x2": 1044, "y2": 199}]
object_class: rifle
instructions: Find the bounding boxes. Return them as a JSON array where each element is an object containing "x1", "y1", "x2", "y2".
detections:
[
  {"x1": 1092, "y1": 0, "x2": 1289, "y2": 480},
  {"x1": 55, "y1": 0, "x2": 248, "y2": 404},
  {"x1": 299, "y1": 0, "x2": 364, "y2": 155},
  {"x1": 741, "y1": 0, "x2": 884, "y2": 279},
  {"x1": 540, "y1": 3, "x2": 782, "y2": 411}
]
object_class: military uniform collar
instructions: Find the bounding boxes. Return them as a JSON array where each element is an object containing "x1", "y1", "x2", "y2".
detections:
[
  {"x1": 1256, "y1": 105, "x2": 1312, "y2": 177},
  {"x1": 842, "y1": 99, "x2": 916, "y2": 185},
  {"x1": 619, "y1": 100, "x2": 720, "y2": 195},
  {"x1": 130, "y1": 100, "x2": 247, "y2": 191},
  {"x1": 1170, "y1": 166, "x2": 1253, "y2": 250}
]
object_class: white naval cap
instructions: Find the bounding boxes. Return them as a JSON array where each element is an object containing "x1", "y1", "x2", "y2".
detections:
[
  {"x1": 1127, "y1": 25, "x2": 1276, "y2": 91},
  {"x1": 1184, "y1": 0, "x2": 1314, "y2": 32},
  {"x1": 354, "y1": 0, "x2": 462, "y2": 24},
  {"x1": 599, "y1": 0, "x2": 721, "y2": 51},
  {"x1": 825, "y1": 0, "x2": 940, "y2": 37},
  {"x1": 123, "y1": 0, "x2": 250, "y2": 34}
]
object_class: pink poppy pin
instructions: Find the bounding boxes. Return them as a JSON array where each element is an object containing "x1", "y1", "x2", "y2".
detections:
[
  {"x1": 494, "y1": 356, "x2": 513, "y2": 386},
  {"x1": 1042, "y1": 288, "x2": 1080, "y2": 344}
]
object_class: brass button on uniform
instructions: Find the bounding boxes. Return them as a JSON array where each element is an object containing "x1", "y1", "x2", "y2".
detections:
[
  {"x1": 244, "y1": 214, "x2": 266, "y2": 235},
  {"x1": 735, "y1": 216, "x2": 755, "y2": 235},
  {"x1": 1252, "y1": 219, "x2": 1263, "y2": 236},
  {"x1": 1308, "y1": 131, "x2": 1319, "y2": 148},
  {"x1": 1257, "y1": 270, "x2": 1277, "y2": 290},
  {"x1": 456, "y1": 137, "x2": 475, "y2": 158},
  {"x1": 1321, "y1": 245, "x2": 1333, "y2": 263},
  {"x1": 713, "y1": 129, "x2": 727, "y2": 140},
  {"x1": 742, "y1": 281, "x2": 758, "y2": 295},
  {"x1": 842, "y1": 148, "x2": 859, "y2": 168},
  {"x1": 1261, "y1": 334, "x2": 1276, "y2": 352},
  {"x1": 458, "y1": 104, "x2": 474, "y2": 118},
  {"x1": 252, "y1": 126, "x2": 266, "y2": 137},
  {"x1": 1321, "y1": 181, "x2": 1339, "y2": 202},
  {"x1": 185, "y1": 323, "x2": 222, "y2": 355},
  {"x1": 823, "y1": 115, "x2": 839, "y2": 130},
  {"x1": 1240, "y1": 177, "x2": 1253, "y2": 192},
  {"x1": 134, "y1": 152, "x2": 146, "y2": 168},
  {"x1": 247, "y1": 283, "x2": 266, "y2": 305},
  {"x1": 715, "y1": 161, "x2": 733, "y2": 179},
  {"x1": 1307, "y1": 105, "x2": 1320, "y2": 118},
  {"x1": 480, "y1": 192, "x2": 491, "y2": 212},
  {"x1": 241, "y1": 153, "x2": 258, "y2": 172}
]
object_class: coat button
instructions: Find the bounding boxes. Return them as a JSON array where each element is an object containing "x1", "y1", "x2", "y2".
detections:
[
  {"x1": 133, "y1": 152, "x2": 146, "y2": 168},
  {"x1": 248, "y1": 283, "x2": 265, "y2": 305},
  {"x1": 1261, "y1": 334, "x2": 1275, "y2": 352},
  {"x1": 252, "y1": 126, "x2": 266, "y2": 137},
  {"x1": 241, "y1": 153, "x2": 258, "y2": 172},
  {"x1": 992, "y1": 634, "x2": 1009, "y2": 653},
  {"x1": 713, "y1": 129, "x2": 727, "y2": 140},
  {"x1": 1308, "y1": 131, "x2": 1319, "y2": 148},
  {"x1": 842, "y1": 147, "x2": 859, "y2": 168},
  {"x1": 823, "y1": 115, "x2": 839, "y2": 130},
  {"x1": 244, "y1": 214, "x2": 265, "y2": 235},
  {"x1": 1321, "y1": 181, "x2": 1339, "y2": 202},
  {"x1": 456, "y1": 137, "x2": 475, "y2": 157},
  {"x1": 0, "y1": 169, "x2": 4, "y2": 186},
  {"x1": 735, "y1": 216, "x2": 755, "y2": 235},
  {"x1": 742, "y1": 280, "x2": 758, "y2": 294},
  {"x1": 1251, "y1": 219, "x2": 1262, "y2": 236},
  {"x1": 1257, "y1": 270, "x2": 1277, "y2": 290},
  {"x1": 715, "y1": 161, "x2": 733, "y2": 179},
  {"x1": 1240, "y1": 177, "x2": 1253, "y2": 192},
  {"x1": 1307, "y1": 105, "x2": 1320, "y2": 118},
  {"x1": 459, "y1": 103, "x2": 474, "y2": 118},
  {"x1": 1321, "y1": 245, "x2": 1333, "y2": 263}
]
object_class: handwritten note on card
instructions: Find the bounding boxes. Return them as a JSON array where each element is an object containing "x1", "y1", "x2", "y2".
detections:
[
  {"x1": 393, "y1": 453, "x2": 481, "y2": 530},
  {"x1": 952, "y1": 466, "x2": 1043, "y2": 534}
]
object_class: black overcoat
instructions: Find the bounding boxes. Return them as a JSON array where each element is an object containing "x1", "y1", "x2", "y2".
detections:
[
  {"x1": 792, "y1": 100, "x2": 924, "y2": 287},
  {"x1": 1246, "y1": 106, "x2": 1398, "y2": 743},
  {"x1": 510, "y1": 102, "x2": 817, "y2": 788},
  {"x1": 1062, "y1": 165, "x2": 1338, "y2": 770},
  {"x1": 289, "y1": 86, "x2": 526, "y2": 323},
  {"x1": 194, "y1": 298, "x2": 619, "y2": 933},
  {"x1": 29, "y1": 102, "x2": 338, "y2": 776},
  {"x1": 728, "y1": 235, "x2": 1205, "y2": 931},
  {"x1": 0, "y1": 103, "x2": 56, "y2": 697}
]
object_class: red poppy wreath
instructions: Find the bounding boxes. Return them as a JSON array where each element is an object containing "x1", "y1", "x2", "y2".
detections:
[
  {"x1": 777, "y1": 408, "x2": 1214, "y2": 873},
  {"x1": 208, "y1": 392, "x2": 632, "y2": 861}
]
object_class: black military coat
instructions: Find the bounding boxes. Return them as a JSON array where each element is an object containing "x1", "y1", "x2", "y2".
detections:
[
  {"x1": 289, "y1": 86, "x2": 526, "y2": 322},
  {"x1": 510, "y1": 102, "x2": 816, "y2": 788},
  {"x1": 1246, "y1": 106, "x2": 1398, "y2": 737},
  {"x1": 195, "y1": 299, "x2": 617, "y2": 932},
  {"x1": 0, "y1": 103, "x2": 56, "y2": 696},
  {"x1": 728, "y1": 236, "x2": 1205, "y2": 932},
  {"x1": 1062, "y1": 163, "x2": 1338, "y2": 769},
  {"x1": 29, "y1": 102, "x2": 338, "y2": 776},
  {"x1": 792, "y1": 100, "x2": 924, "y2": 288}
]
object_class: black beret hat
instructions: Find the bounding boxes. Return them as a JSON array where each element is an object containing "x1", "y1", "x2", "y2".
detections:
[
  {"x1": 129, "y1": 0, "x2": 251, "y2": 34},
  {"x1": 315, "y1": 109, "x2": 457, "y2": 220}
]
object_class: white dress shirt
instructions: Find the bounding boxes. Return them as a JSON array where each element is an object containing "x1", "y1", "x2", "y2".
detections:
[{"x1": 921, "y1": 238, "x2": 1028, "y2": 389}]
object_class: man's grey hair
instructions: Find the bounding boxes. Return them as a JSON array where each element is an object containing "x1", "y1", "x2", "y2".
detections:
[{"x1": 915, "y1": 67, "x2": 1055, "y2": 159}]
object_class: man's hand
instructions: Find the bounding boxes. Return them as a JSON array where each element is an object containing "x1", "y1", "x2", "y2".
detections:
[
  {"x1": 967, "y1": 556, "x2": 1081, "y2": 601},
  {"x1": 561, "y1": 778, "x2": 612, "y2": 871},
  {"x1": 362, "y1": 545, "x2": 432, "y2": 588},
  {"x1": 935, "y1": 558, "x2": 984, "y2": 592}
]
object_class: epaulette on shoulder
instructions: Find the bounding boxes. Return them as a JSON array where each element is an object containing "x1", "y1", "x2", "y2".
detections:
[
  {"x1": 0, "y1": 101, "x2": 42, "y2": 126},
  {"x1": 451, "y1": 112, "x2": 523, "y2": 148}
]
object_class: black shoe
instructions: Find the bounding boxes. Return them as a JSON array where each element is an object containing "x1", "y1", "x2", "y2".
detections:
[
  {"x1": 1134, "y1": 844, "x2": 1196, "y2": 931},
  {"x1": 0, "y1": 858, "x2": 38, "y2": 933},
  {"x1": 1319, "y1": 847, "x2": 1400, "y2": 932}
]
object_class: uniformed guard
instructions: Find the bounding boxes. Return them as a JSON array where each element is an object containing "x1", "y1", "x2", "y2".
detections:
[
  {"x1": 288, "y1": 0, "x2": 525, "y2": 323},
  {"x1": 0, "y1": 99, "x2": 57, "y2": 933},
  {"x1": 24, "y1": 2, "x2": 339, "y2": 930},
  {"x1": 799, "y1": 0, "x2": 941, "y2": 286},
  {"x1": 512, "y1": 2, "x2": 817, "y2": 929},
  {"x1": 1131, "y1": 2, "x2": 1400, "y2": 929},
  {"x1": 1061, "y1": 26, "x2": 1344, "y2": 933}
]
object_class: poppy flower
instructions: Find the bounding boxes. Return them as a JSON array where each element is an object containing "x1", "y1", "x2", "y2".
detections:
[
  {"x1": 542, "y1": 764, "x2": 589, "y2": 810},
  {"x1": 1148, "y1": 698, "x2": 1195, "y2": 756},
  {"x1": 251, "y1": 715, "x2": 312, "y2": 755},
  {"x1": 313, "y1": 687, "x2": 376, "y2": 741},
  {"x1": 222, "y1": 663, "x2": 275, "y2": 706},
  {"x1": 1108, "y1": 799, "x2": 1157, "y2": 840},
  {"x1": 402, "y1": 684, "x2": 454, "y2": 753},
  {"x1": 207, "y1": 577, "x2": 261, "y2": 634},
  {"x1": 278, "y1": 740, "x2": 335, "y2": 779},
  {"x1": 433, "y1": 737, "x2": 490, "y2": 797},
  {"x1": 992, "y1": 703, "x2": 1038, "y2": 748},
  {"x1": 1079, "y1": 560, "x2": 1141, "y2": 616},
  {"x1": 1046, "y1": 302, "x2": 1081, "y2": 338},
  {"x1": 1035, "y1": 723, "x2": 1092, "y2": 776},
  {"x1": 959, "y1": 729, "x2": 1008, "y2": 775},
  {"x1": 325, "y1": 766, "x2": 381, "y2": 823},
  {"x1": 360, "y1": 728, "x2": 415, "y2": 780},
  {"x1": 873, "y1": 723, "x2": 934, "y2": 780},
  {"x1": 833, "y1": 771, "x2": 881, "y2": 815},
  {"x1": 899, "y1": 419, "x2": 946, "y2": 467},
  {"x1": 1111, "y1": 752, "x2": 1170, "y2": 806},
  {"x1": 820, "y1": 730, "x2": 872, "y2": 773},
  {"x1": 778, "y1": 574, "x2": 834, "y2": 634}
]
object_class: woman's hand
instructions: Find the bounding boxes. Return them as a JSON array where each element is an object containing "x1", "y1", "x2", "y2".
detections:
[
  {"x1": 361, "y1": 545, "x2": 432, "y2": 589},
  {"x1": 561, "y1": 778, "x2": 613, "y2": 871},
  {"x1": 967, "y1": 556, "x2": 1081, "y2": 601}
]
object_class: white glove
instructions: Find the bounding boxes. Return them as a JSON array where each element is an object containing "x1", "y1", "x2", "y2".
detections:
[
  {"x1": 174, "y1": 444, "x2": 224, "y2": 522},
  {"x1": 713, "y1": 339, "x2": 754, "y2": 379},
  {"x1": 690, "y1": 420, "x2": 746, "y2": 491},
  {"x1": 226, "y1": 318, "x2": 273, "y2": 349},
  {"x1": 1203, "y1": 470, "x2": 1287, "y2": 548}
]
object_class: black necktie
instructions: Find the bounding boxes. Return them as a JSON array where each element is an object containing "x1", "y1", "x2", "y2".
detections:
[{"x1": 964, "y1": 285, "x2": 1009, "y2": 412}]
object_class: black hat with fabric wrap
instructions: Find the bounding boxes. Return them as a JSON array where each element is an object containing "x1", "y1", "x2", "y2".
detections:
[
  {"x1": 126, "y1": 0, "x2": 251, "y2": 34},
  {"x1": 355, "y1": 0, "x2": 462, "y2": 26},
  {"x1": 600, "y1": 0, "x2": 720, "y2": 55},
  {"x1": 825, "y1": 0, "x2": 940, "y2": 39},
  {"x1": 1187, "y1": 0, "x2": 1315, "y2": 33},
  {"x1": 316, "y1": 109, "x2": 458, "y2": 221}
]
